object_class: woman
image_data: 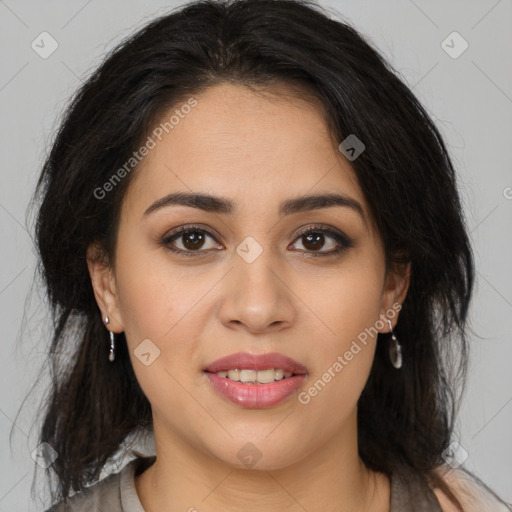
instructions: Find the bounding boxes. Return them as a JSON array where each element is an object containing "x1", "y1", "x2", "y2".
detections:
[{"x1": 30, "y1": 0, "x2": 510, "y2": 510}]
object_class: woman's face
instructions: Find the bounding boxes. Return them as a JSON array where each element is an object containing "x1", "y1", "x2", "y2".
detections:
[{"x1": 89, "y1": 83, "x2": 409, "y2": 470}]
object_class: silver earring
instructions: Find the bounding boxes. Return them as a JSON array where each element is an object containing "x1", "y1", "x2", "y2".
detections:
[
  {"x1": 387, "y1": 319, "x2": 402, "y2": 369},
  {"x1": 105, "y1": 316, "x2": 115, "y2": 362}
]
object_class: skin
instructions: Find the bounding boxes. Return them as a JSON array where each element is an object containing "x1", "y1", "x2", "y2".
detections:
[{"x1": 87, "y1": 82, "x2": 412, "y2": 512}]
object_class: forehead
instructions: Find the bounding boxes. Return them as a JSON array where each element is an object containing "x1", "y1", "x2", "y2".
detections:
[{"x1": 124, "y1": 83, "x2": 366, "y2": 219}]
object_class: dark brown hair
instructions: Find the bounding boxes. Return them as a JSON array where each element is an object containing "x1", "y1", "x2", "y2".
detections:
[{"x1": 18, "y1": 0, "x2": 509, "y2": 509}]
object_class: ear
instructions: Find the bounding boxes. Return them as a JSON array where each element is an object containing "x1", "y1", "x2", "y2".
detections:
[
  {"x1": 86, "y1": 242, "x2": 124, "y2": 333},
  {"x1": 378, "y1": 261, "x2": 410, "y2": 333}
]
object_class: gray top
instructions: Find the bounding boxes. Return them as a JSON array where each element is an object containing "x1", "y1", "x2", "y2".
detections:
[{"x1": 45, "y1": 456, "x2": 443, "y2": 511}]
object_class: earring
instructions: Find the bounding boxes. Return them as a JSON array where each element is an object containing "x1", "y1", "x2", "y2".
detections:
[
  {"x1": 104, "y1": 316, "x2": 115, "y2": 362},
  {"x1": 387, "y1": 319, "x2": 402, "y2": 369}
]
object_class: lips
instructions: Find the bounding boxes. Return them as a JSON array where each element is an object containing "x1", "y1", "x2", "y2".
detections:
[
  {"x1": 203, "y1": 351, "x2": 308, "y2": 375},
  {"x1": 203, "y1": 352, "x2": 309, "y2": 408}
]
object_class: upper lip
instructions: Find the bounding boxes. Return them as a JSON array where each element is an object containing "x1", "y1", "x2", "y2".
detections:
[{"x1": 203, "y1": 352, "x2": 308, "y2": 375}]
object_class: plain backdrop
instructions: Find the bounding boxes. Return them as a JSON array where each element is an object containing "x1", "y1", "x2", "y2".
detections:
[{"x1": 0, "y1": 1, "x2": 511, "y2": 510}]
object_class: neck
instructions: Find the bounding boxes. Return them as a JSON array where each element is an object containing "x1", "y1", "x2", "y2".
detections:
[{"x1": 134, "y1": 411, "x2": 390, "y2": 512}]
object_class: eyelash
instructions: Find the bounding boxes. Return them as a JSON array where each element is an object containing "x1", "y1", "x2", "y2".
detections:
[{"x1": 160, "y1": 224, "x2": 354, "y2": 258}]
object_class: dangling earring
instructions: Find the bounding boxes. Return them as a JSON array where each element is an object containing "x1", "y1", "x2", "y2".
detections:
[
  {"x1": 387, "y1": 319, "x2": 402, "y2": 369},
  {"x1": 104, "y1": 316, "x2": 115, "y2": 362}
]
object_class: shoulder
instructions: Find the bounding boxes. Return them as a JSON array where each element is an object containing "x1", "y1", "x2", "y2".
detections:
[
  {"x1": 431, "y1": 465, "x2": 511, "y2": 512},
  {"x1": 42, "y1": 469, "x2": 123, "y2": 512}
]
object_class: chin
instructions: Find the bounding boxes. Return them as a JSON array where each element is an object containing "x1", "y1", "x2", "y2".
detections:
[{"x1": 207, "y1": 441, "x2": 306, "y2": 472}]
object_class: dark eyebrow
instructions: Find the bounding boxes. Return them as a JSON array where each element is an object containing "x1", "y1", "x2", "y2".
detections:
[
  {"x1": 280, "y1": 193, "x2": 365, "y2": 220},
  {"x1": 144, "y1": 192, "x2": 235, "y2": 216},
  {"x1": 143, "y1": 191, "x2": 366, "y2": 221}
]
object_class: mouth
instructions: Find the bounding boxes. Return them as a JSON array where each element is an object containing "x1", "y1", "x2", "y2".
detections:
[
  {"x1": 207, "y1": 368, "x2": 297, "y2": 384},
  {"x1": 202, "y1": 352, "x2": 308, "y2": 408},
  {"x1": 203, "y1": 351, "x2": 308, "y2": 378}
]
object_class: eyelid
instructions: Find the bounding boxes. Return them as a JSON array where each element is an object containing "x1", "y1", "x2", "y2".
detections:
[
  {"x1": 293, "y1": 223, "x2": 353, "y2": 244},
  {"x1": 289, "y1": 224, "x2": 354, "y2": 257},
  {"x1": 159, "y1": 223, "x2": 354, "y2": 257},
  {"x1": 160, "y1": 224, "x2": 221, "y2": 256}
]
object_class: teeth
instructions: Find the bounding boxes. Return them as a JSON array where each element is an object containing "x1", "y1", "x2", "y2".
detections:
[
  {"x1": 215, "y1": 368, "x2": 295, "y2": 383},
  {"x1": 252, "y1": 369, "x2": 279, "y2": 383},
  {"x1": 240, "y1": 369, "x2": 258, "y2": 383},
  {"x1": 227, "y1": 369, "x2": 240, "y2": 381}
]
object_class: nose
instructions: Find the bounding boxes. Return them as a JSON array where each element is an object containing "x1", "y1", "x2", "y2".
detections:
[{"x1": 217, "y1": 246, "x2": 296, "y2": 335}]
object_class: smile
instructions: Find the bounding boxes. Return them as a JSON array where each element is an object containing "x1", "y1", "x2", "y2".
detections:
[
  {"x1": 214, "y1": 368, "x2": 293, "y2": 383},
  {"x1": 203, "y1": 352, "x2": 308, "y2": 408}
]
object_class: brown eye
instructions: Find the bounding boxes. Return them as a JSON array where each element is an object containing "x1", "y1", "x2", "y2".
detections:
[
  {"x1": 301, "y1": 232, "x2": 329, "y2": 251},
  {"x1": 180, "y1": 231, "x2": 206, "y2": 250},
  {"x1": 161, "y1": 226, "x2": 222, "y2": 256},
  {"x1": 290, "y1": 226, "x2": 354, "y2": 257}
]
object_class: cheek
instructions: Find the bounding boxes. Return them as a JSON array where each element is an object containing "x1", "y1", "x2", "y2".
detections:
[
  {"x1": 115, "y1": 234, "x2": 200, "y2": 341},
  {"x1": 304, "y1": 252, "x2": 385, "y2": 350},
  {"x1": 113, "y1": 247, "x2": 196, "y2": 416},
  {"x1": 293, "y1": 254, "x2": 384, "y2": 418},
  {"x1": 115, "y1": 250, "x2": 172, "y2": 341},
  {"x1": 293, "y1": 291, "x2": 381, "y2": 451},
  {"x1": 113, "y1": 235, "x2": 219, "y2": 396}
]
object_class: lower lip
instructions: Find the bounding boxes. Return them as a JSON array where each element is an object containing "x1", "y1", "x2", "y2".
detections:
[{"x1": 204, "y1": 372, "x2": 307, "y2": 408}]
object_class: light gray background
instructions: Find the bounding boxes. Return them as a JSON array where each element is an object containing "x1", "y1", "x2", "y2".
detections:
[{"x1": 0, "y1": 1, "x2": 511, "y2": 510}]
